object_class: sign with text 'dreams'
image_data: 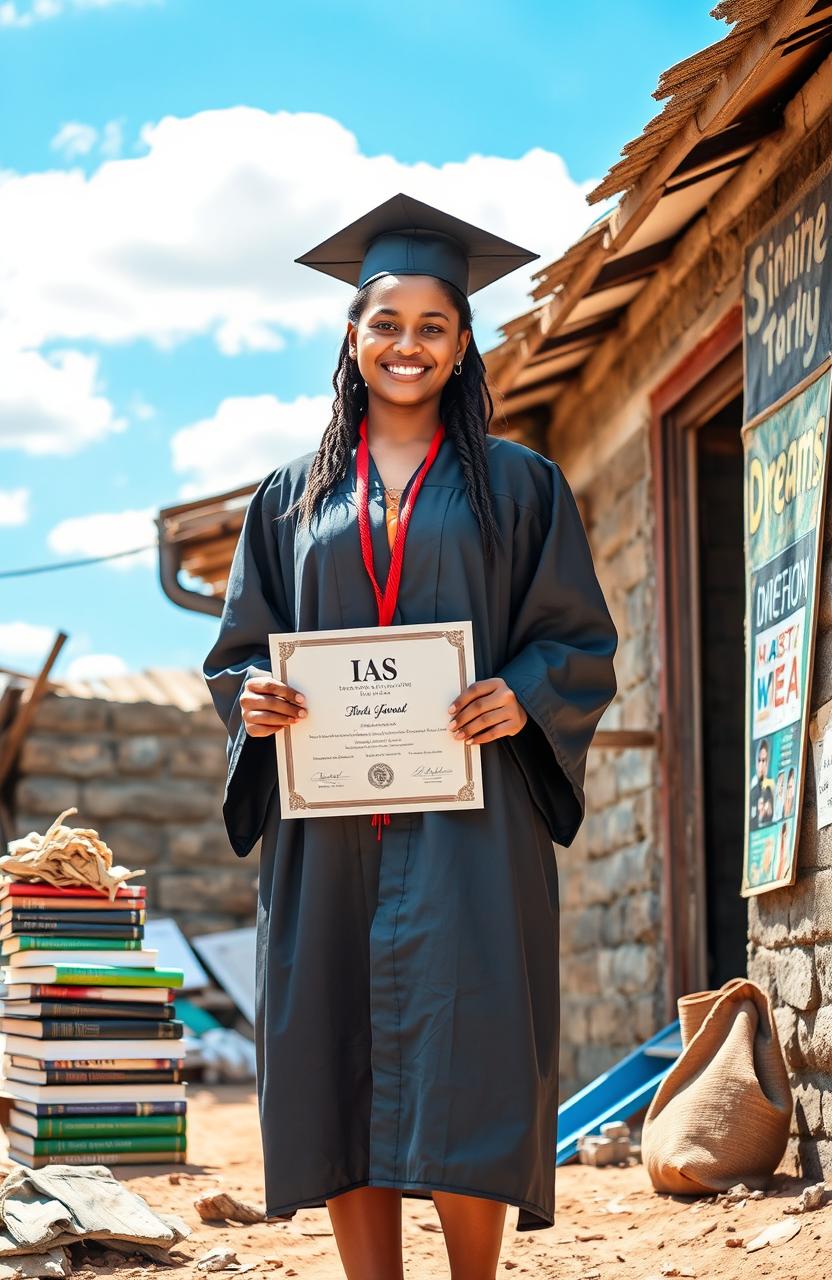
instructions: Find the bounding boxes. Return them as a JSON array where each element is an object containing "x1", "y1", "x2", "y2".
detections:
[
  {"x1": 743, "y1": 171, "x2": 832, "y2": 421},
  {"x1": 740, "y1": 364, "x2": 831, "y2": 896}
]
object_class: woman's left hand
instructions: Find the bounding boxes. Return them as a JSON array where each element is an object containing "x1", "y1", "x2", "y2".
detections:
[{"x1": 448, "y1": 678, "x2": 528, "y2": 745}]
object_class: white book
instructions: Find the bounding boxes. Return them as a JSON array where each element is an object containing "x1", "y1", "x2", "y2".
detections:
[
  {"x1": 2, "y1": 949, "x2": 158, "y2": 969},
  {"x1": 4, "y1": 1078, "x2": 186, "y2": 1103},
  {"x1": 3, "y1": 1036, "x2": 183, "y2": 1060}
]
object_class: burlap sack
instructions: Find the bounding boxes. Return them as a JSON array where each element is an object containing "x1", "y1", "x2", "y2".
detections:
[{"x1": 641, "y1": 978, "x2": 792, "y2": 1194}]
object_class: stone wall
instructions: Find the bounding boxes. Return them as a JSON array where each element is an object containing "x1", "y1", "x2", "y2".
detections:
[
  {"x1": 11, "y1": 691, "x2": 256, "y2": 939},
  {"x1": 747, "y1": 491, "x2": 832, "y2": 1180},
  {"x1": 556, "y1": 427, "x2": 662, "y2": 1098}
]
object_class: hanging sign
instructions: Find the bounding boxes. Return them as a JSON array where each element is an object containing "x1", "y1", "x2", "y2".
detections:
[
  {"x1": 740, "y1": 363, "x2": 831, "y2": 896},
  {"x1": 743, "y1": 171, "x2": 832, "y2": 421}
]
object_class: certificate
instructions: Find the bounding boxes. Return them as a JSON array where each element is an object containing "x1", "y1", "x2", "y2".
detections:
[{"x1": 268, "y1": 621, "x2": 484, "y2": 819}]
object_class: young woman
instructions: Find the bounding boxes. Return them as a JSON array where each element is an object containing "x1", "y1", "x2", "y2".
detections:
[{"x1": 204, "y1": 194, "x2": 618, "y2": 1280}]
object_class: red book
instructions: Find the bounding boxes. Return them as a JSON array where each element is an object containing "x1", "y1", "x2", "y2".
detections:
[
  {"x1": 0, "y1": 883, "x2": 146, "y2": 900},
  {"x1": 0, "y1": 983, "x2": 174, "y2": 1003}
]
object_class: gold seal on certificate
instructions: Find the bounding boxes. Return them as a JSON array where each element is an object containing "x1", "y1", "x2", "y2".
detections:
[{"x1": 268, "y1": 621, "x2": 484, "y2": 819}]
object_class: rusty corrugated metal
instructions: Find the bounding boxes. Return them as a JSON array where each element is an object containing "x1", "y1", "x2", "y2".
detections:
[{"x1": 0, "y1": 665, "x2": 212, "y2": 711}]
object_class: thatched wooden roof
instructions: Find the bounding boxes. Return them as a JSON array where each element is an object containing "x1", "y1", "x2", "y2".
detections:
[{"x1": 485, "y1": 0, "x2": 832, "y2": 410}]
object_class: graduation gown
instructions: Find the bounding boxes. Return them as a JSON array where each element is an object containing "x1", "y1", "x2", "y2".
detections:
[{"x1": 203, "y1": 432, "x2": 618, "y2": 1230}]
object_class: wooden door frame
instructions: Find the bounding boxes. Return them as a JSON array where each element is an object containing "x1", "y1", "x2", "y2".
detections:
[{"x1": 650, "y1": 303, "x2": 743, "y2": 1016}]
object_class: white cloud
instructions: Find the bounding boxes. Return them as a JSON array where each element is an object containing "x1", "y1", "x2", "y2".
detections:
[
  {"x1": 0, "y1": 108, "x2": 597, "y2": 357},
  {"x1": 0, "y1": 347, "x2": 125, "y2": 455},
  {"x1": 0, "y1": 621, "x2": 55, "y2": 660},
  {"x1": 50, "y1": 118, "x2": 125, "y2": 162},
  {"x1": 1, "y1": 0, "x2": 159, "y2": 28},
  {"x1": 50, "y1": 122, "x2": 98, "y2": 159},
  {"x1": 170, "y1": 393, "x2": 330, "y2": 499},
  {"x1": 128, "y1": 393, "x2": 154, "y2": 421},
  {"x1": 99, "y1": 118, "x2": 124, "y2": 158},
  {"x1": 64, "y1": 652, "x2": 129, "y2": 679},
  {"x1": 0, "y1": 487, "x2": 30, "y2": 525},
  {"x1": 0, "y1": 0, "x2": 60, "y2": 26},
  {"x1": 47, "y1": 507, "x2": 157, "y2": 570}
]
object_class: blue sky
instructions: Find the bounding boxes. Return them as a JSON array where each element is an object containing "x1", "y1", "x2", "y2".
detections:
[{"x1": 0, "y1": 0, "x2": 721, "y2": 681}]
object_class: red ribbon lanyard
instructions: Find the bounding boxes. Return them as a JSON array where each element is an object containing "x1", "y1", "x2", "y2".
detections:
[{"x1": 355, "y1": 413, "x2": 445, "y2": 838}]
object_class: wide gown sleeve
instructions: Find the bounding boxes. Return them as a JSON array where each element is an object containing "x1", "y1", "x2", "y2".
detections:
[
  {"x1": 202, "y1": 470, "x2": 292, "y2": 858},
  {"x1": 496, "y1": 460, "x2": 618, "y2": 847}
]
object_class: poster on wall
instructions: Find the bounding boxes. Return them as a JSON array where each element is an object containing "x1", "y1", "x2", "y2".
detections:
[
  {"x1": 741, "y1": 362, "x2": 832, "y2": 896},
  {"x1": 743, "y1": 170, "x2": 832, "y2": 421}
]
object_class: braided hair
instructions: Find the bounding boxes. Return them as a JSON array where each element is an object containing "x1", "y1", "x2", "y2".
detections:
[{"x1": 291, "y1": 277, "x2": 499, "y2": 556}]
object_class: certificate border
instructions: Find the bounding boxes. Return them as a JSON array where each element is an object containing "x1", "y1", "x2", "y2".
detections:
[{"x1": 276, "y1": 627, "x2": 477, "y2": 813}]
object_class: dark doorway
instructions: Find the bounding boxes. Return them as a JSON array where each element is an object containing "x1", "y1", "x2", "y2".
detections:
[
  {"x1": 653, "y1": 309, "x2": 749, "y2": 1005},
  {"x1": 696, "y1": 396, "x2": 747, "y2": 987}
]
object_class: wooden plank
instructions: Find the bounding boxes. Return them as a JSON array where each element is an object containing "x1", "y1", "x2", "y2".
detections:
[
  {"x1": 164, "y1": 506, "x2": 248, "y2": 544},
  {"x1": 592, "y1": 729, "x2": 660, "y2": 749},
  {"x1": 86, "y1": 674, "x2": 137, "y2": 702},
  {"x1": 146, "y1": 667, "x2": 209, "y2": 712},
  {"x1": 0, "y1": 633, "x2": 68, "y2": 789}
]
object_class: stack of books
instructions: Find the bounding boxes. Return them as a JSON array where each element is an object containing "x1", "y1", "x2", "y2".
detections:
[{"x1": 0, "y1": 878, "x2": 187, "y2": 1167}]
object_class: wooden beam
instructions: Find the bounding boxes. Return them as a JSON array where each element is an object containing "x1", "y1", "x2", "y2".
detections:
[
  {"x1": 592, "y1": 728, "x2": 660, "y2": 749},
  {"x1": 0, "y1": 632, "x2": 68, "y2": 790}
]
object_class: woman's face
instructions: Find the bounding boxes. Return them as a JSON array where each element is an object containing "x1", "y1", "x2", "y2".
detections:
[{"x1": 347, "y1": 274, "x2": 471, "y2": 408}]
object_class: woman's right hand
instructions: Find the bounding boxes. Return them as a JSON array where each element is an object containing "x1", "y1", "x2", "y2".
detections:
[{"x1": 241, "y1": 675, "x2": 307, "y2": 737}]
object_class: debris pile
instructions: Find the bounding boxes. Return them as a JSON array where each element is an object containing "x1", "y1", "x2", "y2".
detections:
[{"x1": 0, "y1": 1162, "x2": 190, "y2": 1276}]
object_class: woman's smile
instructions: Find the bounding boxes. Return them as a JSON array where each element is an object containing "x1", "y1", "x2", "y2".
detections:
[{"x1": 381, "y1": 361, "x2": 431, "y2": 381}]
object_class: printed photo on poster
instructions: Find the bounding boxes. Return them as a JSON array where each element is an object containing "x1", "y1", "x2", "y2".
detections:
[{"x1": 741, "y1": 362, "x2": 831, "y2": 895}]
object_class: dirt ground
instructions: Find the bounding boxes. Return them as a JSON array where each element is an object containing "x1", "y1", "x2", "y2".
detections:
[{"x1": 3, "y1": 1082, "x2": 829, "y2": 1279}]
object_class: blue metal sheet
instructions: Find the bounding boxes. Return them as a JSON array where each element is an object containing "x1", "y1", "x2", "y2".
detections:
[{"x1": 556, "y1": 1019, "x2": 681, "y2": 1165}]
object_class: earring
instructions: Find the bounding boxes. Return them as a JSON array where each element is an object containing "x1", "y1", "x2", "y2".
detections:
[{"x1": 453, "y1": 358, "x2": 463, "y2": 376}]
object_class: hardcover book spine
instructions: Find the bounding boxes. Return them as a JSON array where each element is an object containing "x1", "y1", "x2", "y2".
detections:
[
  {"x1": 3, "y1": 938, "x2": 142, "y2": 951},
  {"x1": 7, "y1": 1068, "x2": 183, "y2": 1084},
  {"x1": 41, "y1": 967, "x2": 181, "y2": 985},
  {"x1": 5, "y1": 1020, "x2": 182, "y2": 1038},
  {"x1": 1, "y1": 884, "x2": 146, "y2": 899},
  {"x1": 11, "y1": 1151, "x2": 186, "y2": 1167},
  {"x1": 21, "y1": 1100, "x2": 187, "y2": 1116},
  {"x1": 2, "y1": 923, "x2": 143, "y2": 938},
  {"x1": 26, "y1": 1115, "x2": 187, "y2": 1137},
  {"x1": 0, "y1": 1002, "x2": 175, "y2": 1020},
  {"x1": 8, "y1": 1057, "x2": 183, "y2": 1070},
  {"x1": 7, "y1": 984, "x2": 174, "y2": 1000},
  {"x1": 4, "y1": 911, "x2": 145, "y2": 924},
  {"x1": 25, "y1": 1134, "x2": 187, "y2": 1154}
]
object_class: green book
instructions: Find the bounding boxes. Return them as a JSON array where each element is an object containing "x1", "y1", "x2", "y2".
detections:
[
  {"x1": 2, "y1": 937, "x2": 141, "y2": 953},
  {"x1": 16, "y1": 1114, "x2": 186, "y2": 1138},
  {"x1": 13, "y1": 1133, "x2": 187, "y2": 1155},
  {"x1": 2, "y1": 965, "x2": 184, "y2": 987}
]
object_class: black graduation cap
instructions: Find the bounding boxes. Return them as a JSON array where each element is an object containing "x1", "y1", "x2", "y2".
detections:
[{"x1": 294, "y1": 192, "x2": 539, "y2": 296}]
